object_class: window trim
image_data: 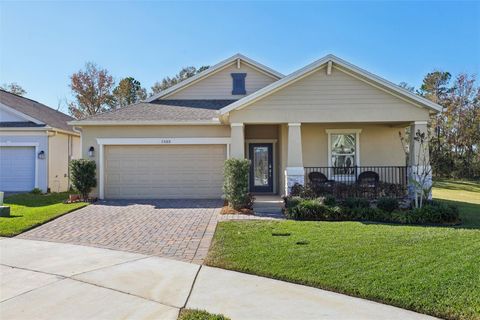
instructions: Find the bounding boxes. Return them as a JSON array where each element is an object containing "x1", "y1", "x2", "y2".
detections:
[{"x1": 326, "y1": 129, "x2": 362, "y2": 180}]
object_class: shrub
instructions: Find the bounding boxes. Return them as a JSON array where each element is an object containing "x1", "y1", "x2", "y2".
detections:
[
  {"x1": 406, "y1": 201, "x2": 460, "y2": 224},
  {"x1": 377, "y1": 197, "x2": 399, "y2": 213},
  {"x1": 223, "y1": 158, "x2": 251, "y2": 210},
  {"x1": 290, "y1": 183, "x2": 305, "y2": 197},
  {"x1": 344, "y1": 197, "x2": 370, "y2": 209},
  {"x1": 288, "y1": 199, "x2": 325, "y2": 220},
  {"x1": 286, "y1": 198, "x2": 344, "y2": 221},
  {"x1": 284, "y1": 196, "x2": 303, "y2": 209},
  {"x1": 322, "y1": 195, "x2": 337, "y2": 207},
  {"x1": 70, "y1": 159, "x2": 97, "y2": 201},
  {"x1": 31, "y1": 188, "x2": 42, "y2": 195}
]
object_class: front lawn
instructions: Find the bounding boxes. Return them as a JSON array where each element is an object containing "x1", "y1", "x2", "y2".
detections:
[
  {"x1": 178, "y1": 309, "x2": 230, "y2": 320},
  {"x1": 206, "y1": 180, "x2": 480, "y2": 320},
  {"x1": 433, "y1": 179, "x2": 480, "y2": 228},
  {"x1": 0, "y1": 192, "x2": 87, "y2": 237}
]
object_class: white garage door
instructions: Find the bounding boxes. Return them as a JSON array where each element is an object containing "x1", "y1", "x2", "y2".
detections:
[
  {"x1": 105, "y1": 145, "x2": 226, "y2": 199},
  {"x1": 0, "y1": 146, "x2": 35, "y2": 191}
]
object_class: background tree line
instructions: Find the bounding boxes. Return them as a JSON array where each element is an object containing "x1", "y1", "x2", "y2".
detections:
[
  {"x1": 66, "y1": 62, "x2": 208, "y2": 119},
  {"x1": 403, "y1": 71, "x2": 479, "y2": 179}
]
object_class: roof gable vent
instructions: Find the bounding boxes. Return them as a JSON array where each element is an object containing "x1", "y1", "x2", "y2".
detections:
[{"x1": 231, "y1": 73, "x2": 247, "y2": 95}]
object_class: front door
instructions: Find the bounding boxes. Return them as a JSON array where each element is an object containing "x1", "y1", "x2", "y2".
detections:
[{"x1": 249, "y1": 143, "x2": 273, "y2": 193}]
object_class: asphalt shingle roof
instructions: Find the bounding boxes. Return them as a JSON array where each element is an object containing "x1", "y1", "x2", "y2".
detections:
[
  {"x1": 0, "y1": 90, "x2": 75, "y2": 132},
  {"x1": 0, "y1": 121, "x2": 45, "y2": 128},
  {"x1": 78, "y1": 99, "x2": 236, "y2": 122}
]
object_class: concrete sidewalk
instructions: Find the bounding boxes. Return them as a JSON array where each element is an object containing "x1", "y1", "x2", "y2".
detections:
[{"x1": 0, "y1": 238, "x2": 437, "y2": 320}]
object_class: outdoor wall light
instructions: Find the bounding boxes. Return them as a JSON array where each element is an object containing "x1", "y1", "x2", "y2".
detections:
[
  {"x1": 37, "y1": 150, "x2": 45, "y2": 159},
  {"x1": 88, "y1": 146, "x2": 95, "y2": 157}
]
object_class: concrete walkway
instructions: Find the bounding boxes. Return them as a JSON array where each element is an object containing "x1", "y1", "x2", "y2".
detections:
[{"x1": 0, "y1": 238, "x2": 438, "y2": 320}]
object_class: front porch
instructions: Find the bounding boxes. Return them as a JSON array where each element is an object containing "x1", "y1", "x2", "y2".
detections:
[{"x1": 230, "y1": 121, "x2": 429, "y2": 199}]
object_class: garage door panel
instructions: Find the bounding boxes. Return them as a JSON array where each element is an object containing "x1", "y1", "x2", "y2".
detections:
[
  {"x1": 105, "y1": 145, "x2": 225, "y2": 199},
  {"x1": 0, "y1": 146, "x2": 35, "y2": 191}
]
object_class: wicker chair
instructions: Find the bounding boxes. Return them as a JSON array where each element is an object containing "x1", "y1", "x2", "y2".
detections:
[
  {"x1": 357, "y1": 171, "x2": 380, "y2": 197},
  {"x1": 308, "y1": 172, "x2": 334, "y2": 188}
]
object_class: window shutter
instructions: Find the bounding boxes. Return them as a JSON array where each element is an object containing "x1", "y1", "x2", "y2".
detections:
[{"x1": 231, "y1": 73, "x2": 247, "y2": 95}]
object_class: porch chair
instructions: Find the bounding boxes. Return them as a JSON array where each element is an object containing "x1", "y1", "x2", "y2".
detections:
[
  {"x1": 308, "y1": 172, "x2": 335, "y2": 189},
  {"x1": 357, "y1": 171, "x2": 380, "y2": 198}
]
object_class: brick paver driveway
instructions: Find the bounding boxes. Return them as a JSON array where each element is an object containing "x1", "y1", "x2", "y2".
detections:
[{"x1": 19, "y1": 199, "x2": 222, "y2": 264}]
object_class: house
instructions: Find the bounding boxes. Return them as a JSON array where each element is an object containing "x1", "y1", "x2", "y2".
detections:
[
  {"x1": 0, "y1": 90, "x2": 81, "y2": 193},
  {"x1": 70, "y1": 54, "x2": 441, "y2": 200}
]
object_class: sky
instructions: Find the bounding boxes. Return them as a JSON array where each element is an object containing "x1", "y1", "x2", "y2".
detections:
[{"x1": 1, "y1": 1, "x2": 479, "y2": 114}]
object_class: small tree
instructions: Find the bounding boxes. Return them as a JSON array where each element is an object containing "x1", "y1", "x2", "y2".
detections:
[
  {"x1": 223, "y1": 159, "x2": 251, "y2": 210},
  {"x1": 399, "y1": 130, "x2": 432, "y2": 208},
  {"x1": 70, "y1": 159, "x2": 97, "y2": 201}
]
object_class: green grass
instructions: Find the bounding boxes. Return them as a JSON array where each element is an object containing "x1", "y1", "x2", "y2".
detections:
[
  {"x1": 206, "y1": 180, "x2": 480, "y2": 320},
  {"x1": 433, "y1": 179, "x2": 480, "y2": 228},
  {"x1": 178, "y1": 309, "x2": 230, "y2": 320},
  {"x1": 0, "y1": 192, "x2": 87, "y2": 237}
]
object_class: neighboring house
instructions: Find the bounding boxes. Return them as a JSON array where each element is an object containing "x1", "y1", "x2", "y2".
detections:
[
  {"x1": 70, "y1": 54, "x2": 441, "y2": 200},
  {"x1": 0, "y1": 90, "x2": 81, "y2": 193}
]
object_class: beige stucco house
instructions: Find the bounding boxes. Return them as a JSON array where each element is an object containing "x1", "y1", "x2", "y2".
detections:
[
  {"x1": 70, "y1": 54, "x2": 441, "y2": 200},
  {"x1": 0, "y1": 90, "x2": 81, "y2": 193}
]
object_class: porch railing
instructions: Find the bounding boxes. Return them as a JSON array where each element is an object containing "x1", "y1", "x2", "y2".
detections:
[{"x1": 304, "y1": 166, "x2": 409, "y2": 199}]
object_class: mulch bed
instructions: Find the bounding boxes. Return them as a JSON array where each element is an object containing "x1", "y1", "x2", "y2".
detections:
[{"x1": 220, "y1": 201, "x2": 254, "y2": 215}]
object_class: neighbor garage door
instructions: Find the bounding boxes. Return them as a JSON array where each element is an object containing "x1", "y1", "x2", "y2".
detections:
[
  {"x1": 104, "y1": 145, "x2": 226, "y2": 199},
  {"x1": 0, "y1": 146, "x2": 35, "y2": 191}
]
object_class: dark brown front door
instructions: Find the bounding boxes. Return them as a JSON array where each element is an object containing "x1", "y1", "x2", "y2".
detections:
[{"x1": 249, "y1": 143, "x2": 273, "y2": 193}]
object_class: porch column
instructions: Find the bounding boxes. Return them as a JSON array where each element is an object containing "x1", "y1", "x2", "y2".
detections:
[
  {"x1": 285, "y1": 123, "x2": 304, "y2": 195},
  {"x1": 408, "y1": 121, "x2": 432, "y2": 200},
  {"x1": 230, "y1": 123, "x2": 245, "y2": 158}
]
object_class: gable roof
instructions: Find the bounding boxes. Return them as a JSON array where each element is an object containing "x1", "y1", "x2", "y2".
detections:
[
  {"x1": 69, "y1": 100, "x2": 234, "y2": 125},
  {"x1": 0, "y1": 90, "x2": 77, "y2": 133},
  {"x1": 146, "y1": 54, "x2": 284, "y2": 102},
  {"x1": 219, "y1": 54, "x2": 443, "y2": 115}
]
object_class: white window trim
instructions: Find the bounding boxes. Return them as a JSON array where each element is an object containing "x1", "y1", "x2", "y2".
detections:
[
  {"x1": 95, "y1": 137, "x2": 232, "y2": 200},
  {"x1": 326, "y1": 129, "x2": 361, "y2": 180},
  {"x1": 0, "y1": 142, "x2": 40, "y2": 188}
]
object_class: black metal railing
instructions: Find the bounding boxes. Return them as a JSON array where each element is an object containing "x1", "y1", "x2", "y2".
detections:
[{"x1": 304, "y1": 166, "x2": 409, "y2": 199}]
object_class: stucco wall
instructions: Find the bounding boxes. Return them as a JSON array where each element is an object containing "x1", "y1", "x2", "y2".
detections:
[
  {"x1": 301, "y1": 123, "x2": 407, "y2": 167},
  {"x1": 0, "y1": 133, "x2": 48, "y2": 192},
  {"x1": 166, "y1": 62, "x2": 277, "y2": 100},
  {"x1": 229, "y1": 66, "x2": 430, "y2": 123},
  {"x1": 48, "y1": 132, "x2": 80, "y2": 192}
]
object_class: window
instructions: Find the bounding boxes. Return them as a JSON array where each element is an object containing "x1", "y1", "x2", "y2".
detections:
[
  {"x1": 326, "y1": 129, "x2": 361, "y2": 178},
  {"x1": 231, "y1": 73, "x2": 246, "y2": 95}
]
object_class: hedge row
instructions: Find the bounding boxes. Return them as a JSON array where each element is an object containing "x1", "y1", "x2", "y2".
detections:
[{"x1": 284, "y1": 196, "x2": 460, "y2": 225}]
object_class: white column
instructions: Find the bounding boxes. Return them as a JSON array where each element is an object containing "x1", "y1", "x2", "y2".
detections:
[
  {"x1": 230, "y1": 123, "x2": 245, "y2": 159},
  {"x1": 285, "y1": 123, "x2": 304, "y2": 195},
  {"x1": 408, "y1": 121, "x2": 432, "y2": 200}
]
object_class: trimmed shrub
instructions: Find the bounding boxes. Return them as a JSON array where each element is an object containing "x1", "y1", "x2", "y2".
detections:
[
  {"x1": 223, "y1": 158, "x2": 251, "y2": 210},
  {"x1": 70, "y1": 159, "x2": 97, "y2": 201},
  {"x1": 344, "y1": 197, "x2": 370, "y2": 209},
  {"x1": 377, "y1": 197, "x2": 399, "y2": 213}
]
